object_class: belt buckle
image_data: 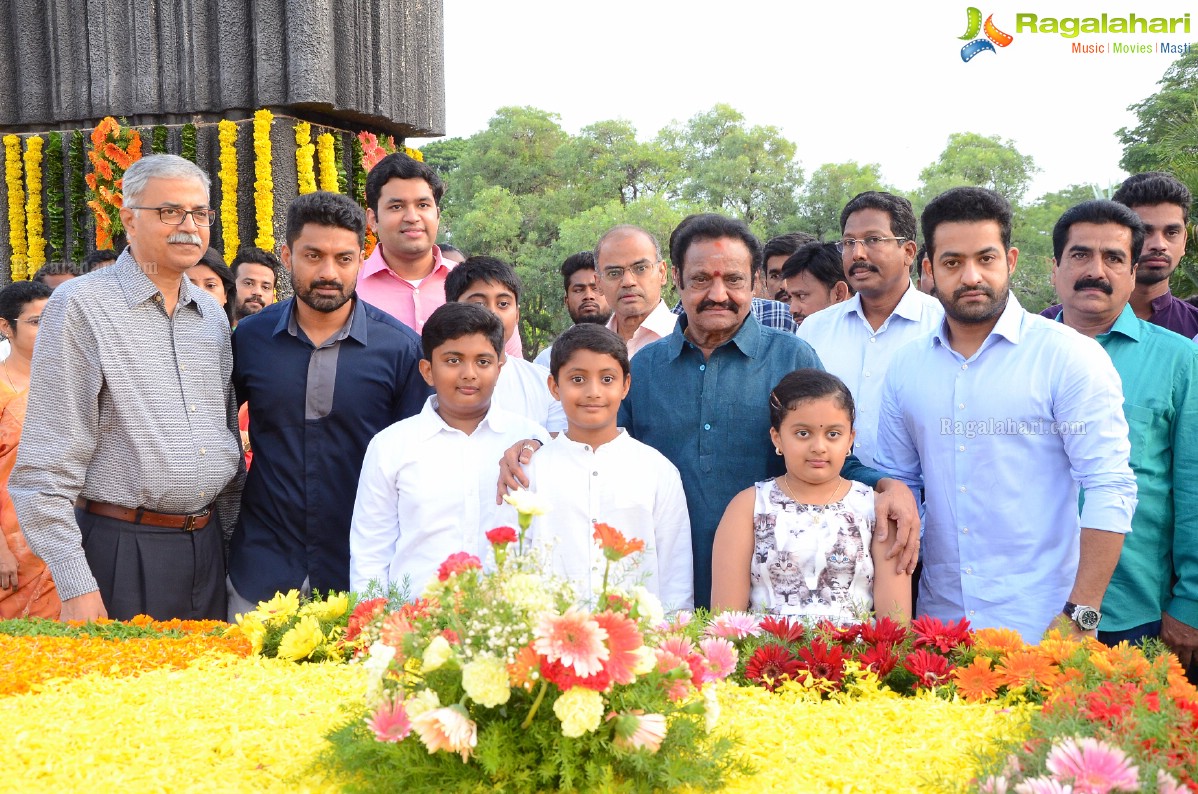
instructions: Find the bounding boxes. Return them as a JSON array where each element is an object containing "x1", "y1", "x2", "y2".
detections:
[{"x1": 182, "y1": 509, "x2": 210, "y2": 532}]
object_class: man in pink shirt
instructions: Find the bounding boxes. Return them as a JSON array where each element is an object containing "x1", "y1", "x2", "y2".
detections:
[{"x1": 357, "y1": 153, "x2": 521, "y2": 357}]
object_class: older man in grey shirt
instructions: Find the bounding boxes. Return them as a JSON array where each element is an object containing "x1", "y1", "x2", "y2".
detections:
[{"x1": 10, "y1": 154, "x2": 243, "y2": 622}]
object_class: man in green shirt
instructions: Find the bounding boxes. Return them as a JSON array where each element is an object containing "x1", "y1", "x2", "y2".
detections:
[{"x1": 1049, "y1": 199, "x2": 1198, "y2": 672}]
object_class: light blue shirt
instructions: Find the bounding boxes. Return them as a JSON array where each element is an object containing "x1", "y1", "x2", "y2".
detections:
[
  {"x1": 874, "y1": 295, "x2": 1137, "y2": 641},
  {"x1": 796, "y1": 284, "x2": 943, "y2": 468}
]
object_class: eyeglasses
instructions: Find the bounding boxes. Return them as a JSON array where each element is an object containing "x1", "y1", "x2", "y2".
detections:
[
  {"x1": 601, "y1": 262, "x2": 655, "y2": 282},
  {"x1": 835, "y1": 236, "x2": 907, "y2": 254},
  {"x1": 129, "y1": 206, "x2": 217, "y2": 227}
]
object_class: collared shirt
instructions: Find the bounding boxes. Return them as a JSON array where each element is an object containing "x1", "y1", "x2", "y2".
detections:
[
  {"x1": 494, "y1": 356, "x2": 567, "y2": 433},
  {"x1": 10, "y1": 250, "x2": 243, "y2": 601},
  {"x1": 229, "y1": 296, "x2": 428, "y2": 603},
  {"x1": 1042, "y1": 289, "x2": 1198, "y2": 339},
  {"x1": 356, "y1": 243, "x2": 523, "y2": 358},
  {"x1": 527, "y1": 431, "x2": 694, "y2": 610},
  {"x1": 618, "y1": 312, "x2": 883, "y2": 609},
  {"x1": 608, "y1": 299, "x2": 679, "y2": 358},
  {"x1": 875, "y1": 295, "x2": 1138, "y2": 641},
  {"x1": 672, "y1": 297, "x2": 799, "y2": 334},
  {"x1": 1054, "y1": 305, "x2": 1198, "y2": 631},
  {"x1": 797, "y1": 285, "x2": 943, "y2": 467},
  {"x1": 285, "y1": 306, "x2": 354, "y2": 420},
  {"x1": 349, "y1": 396, "x2": 548, "y2": 594}
]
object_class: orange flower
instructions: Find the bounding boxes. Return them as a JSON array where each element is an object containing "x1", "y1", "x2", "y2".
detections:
[
  {"x1": 994, "y1": 648, "x2": 1059, "y2": 691},
  {"x1": 973, "y1": 627, "x2": 1025, "y2": 655},
  {"x1": 379, "y1": 612, "x2": 414, "y2": 650},
  {"x1": 1089, "y1": 642, "x2": 1151, "y2": 682},
  {"x1": 91, "y1": 116, "x2": 117, "y2": 147},
  {"x1": 105, "y1": 142, "x2": 132, "y2": 171},
  {"x1": 1036, "y1": 635, "x2": 1084, "y2": 667},
  {"x1": 507, "y1": 643, "x2": 540, "y2": 691},
  {"x1": 592, "y1": 523, "x2": 645, "y2": 561},
  {"x1": 127, "y1": 130, "x2": 142, "y2": 160},
  {"x1": 951, "y1": 655, "x2": 1001, "y2": 702},
  {"x1": 93, "y1": 159, "x2": 114, "y2": 182},
  {"x1": 84, "y1": 172, "x2": 98, "y2": 190}
]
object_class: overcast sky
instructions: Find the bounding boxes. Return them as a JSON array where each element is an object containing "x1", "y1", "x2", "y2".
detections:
[{"x1": 412, "y1": 0, "x2": 1194, "y2": 201}]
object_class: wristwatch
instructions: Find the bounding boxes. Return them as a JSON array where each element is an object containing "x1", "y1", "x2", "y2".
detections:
[{"x1": 1062, "y1": 601, "x2": 1101, "y2": 631}]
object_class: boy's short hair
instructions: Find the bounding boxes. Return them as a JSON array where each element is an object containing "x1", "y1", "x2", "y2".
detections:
[
  {"x1": 420, "y1": 302, "x2": 504, "y2": 360},
  {"x1": 444, "y1": 255, "x2": 522, "y2": 303},
  {"x1": 780, "y1": 242, "x2": 848, "y2": 292},
  {"x1": 548, "y1": 323, "x2": 630, "y2": 380}
]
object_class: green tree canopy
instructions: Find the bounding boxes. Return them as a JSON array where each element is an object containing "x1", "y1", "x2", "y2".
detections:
[
  {"x1": 798, "y1": 162, "x2": 891, "y2": 240},
  {"x1": 916, "y1": 132, "x2": 1038, "y2": 213}
]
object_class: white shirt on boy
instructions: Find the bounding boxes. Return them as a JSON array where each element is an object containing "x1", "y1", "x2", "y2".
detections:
[{"x1": 492, "y1": 356, "x2": 568, "y2": 434}]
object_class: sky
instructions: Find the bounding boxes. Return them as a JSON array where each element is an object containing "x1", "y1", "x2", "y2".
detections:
[{"x1": 410, "y1": 0, "x2": 1195, "y2": 202}]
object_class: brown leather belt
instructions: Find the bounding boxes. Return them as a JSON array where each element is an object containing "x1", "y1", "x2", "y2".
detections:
[{"x1": 77, "y1": 498, "x2": 212, "y2": 531}]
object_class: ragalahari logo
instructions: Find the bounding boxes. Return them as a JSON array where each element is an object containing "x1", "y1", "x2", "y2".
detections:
[{"x1": 959, "y1": 7, "x2": 1014, "y2": 61}]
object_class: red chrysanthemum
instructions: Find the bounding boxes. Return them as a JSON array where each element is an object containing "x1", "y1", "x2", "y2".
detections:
[
  {"x1": 911, "y1": 615, "x2": 972, "y2": 653},
  {"x1": 858, "y1": 641, "x2": 899, "y2": 678},
  {"x1": 345, "y1": 597, "x2": 388, "y2": 643},
  {"x1": 860, "y1": 616, "x2": 909, "y2": 647},
  {"x1": 794, "y1": 638, "x2": 846, "y2": 685},
  {"x1": 744, "y1": 645, "x2": 801, "y2": 692},
  {"x1": 437, "y1": 552, "x2": 483, "y2": 582},
  {"x1": 485, "y1": 526, "x2": 518, "y2": 547},
  {"x1": 904, "y1": 649, "x2": 952, "y2": 688},
  {"x1": 540, "y1": 657, "x2": 612, "y2": 692},
  {"x1": 759, "y1": 615, "x2": 804, "y2": 644}
]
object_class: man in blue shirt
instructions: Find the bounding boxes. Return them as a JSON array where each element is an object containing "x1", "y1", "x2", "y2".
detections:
[
  {"x1": 876, "y1": 187, "x2": 1137, "y2": 642},
  {"x1": 227, "y1": 192, "x2": 428, "y2": 615}
]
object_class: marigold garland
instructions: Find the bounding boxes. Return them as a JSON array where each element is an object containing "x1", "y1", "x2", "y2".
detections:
[
  {"x1": 316, "y1": 132, "x2": 338, "y2": 193},
  {"x1": 4, "y1": 135, "x2": 27, "y2": 280},
  {"x1": 44, "y1": 132, "x2": 65, "y2": 260},
  {"x1": 218, "y1": 119, "x2": 240, "y2": 262},
  {"x1": 84, "y1": 116, "x2": 142, "y2": 249},
  {"x1": 295, "y1": 121, "x2": 317, "y2": 195},
  {"x1": 253, "y1": 109, "x2": 276, "y2": 252},
  {"x1": 23, "y1": 136, "x2": 46, "y2": 272}
]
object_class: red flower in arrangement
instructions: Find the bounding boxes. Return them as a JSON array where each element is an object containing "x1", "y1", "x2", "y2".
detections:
[
  {"x1": 794, "y1": 638, "x2": 846, "y2": 686},
  {"x1": 759, "y1": 615, "x2": 805, "y2": 644},
  {"x1": 441, "y1": 628, "x2": 461, "y2": 645},
  {"x1": 857, "y1": 641, "x2": 899, "y2": 678},
  {"x1": 601, "y1": 593, "x2": 633, "y2": 614},
  {"x1": 1082, "y1": 681, "x2": 1142, "y2": 726},
  {"x1": 592, "y1": 523, "x2": 645, "y2": 561},
  {"x1": 540, "y1": 657, "x2": 612, "y2": 692},
  {"x1": 437, "y1": 552, "x2": 483, "y2": 582},
  {"x1": 485, "y1": 526, "x2": 518, "y2": 547},
  {"x1": 904, "y1": 649, "x2": 952, "y2": 688},
  {"x1": 911, "y1": 615, "x2": 972, "y2": 653},
  {"x1": 816, "y1": 620, "x2": 862, "y2": 645},
  {"x1": 744, "y1": 645, "x2": 801, "y2": 692},
  {"x1": 592, "y1": 611, "x2": 644, "y2": 686},
  {"x1": 860, "y1": 616, "x2": 909, "y2": 647},
  {"x1": 345, "y1": 597, "x2": 389, "y2": 643}
]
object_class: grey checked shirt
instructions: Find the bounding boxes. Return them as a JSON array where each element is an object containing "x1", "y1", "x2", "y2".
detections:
[{"x1": 10, "y1": 250, "x2": 244, "y2": 600}]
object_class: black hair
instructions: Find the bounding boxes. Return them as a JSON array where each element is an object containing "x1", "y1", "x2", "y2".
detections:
[
  {"x1": 762, "y1": 232, "x2": 817, "y2": 272},
  {"x1": 548, "y1": 323, "x2": 630, "y2": 380},
  {"x1": 780, "y1": 242, "x2": 848, "y2": 292},
  {"x1": 840, "y1": 191, "x2": 918, "y2": 241},
  {"x1": 668, "y1": 213, "x2": 762, "y2": 283},
  {"x1": 231, "y1": 246, "x2": 282, "y2": 280},
  {"x1": 913, "y1": 245, "x2": 928, "y2": 278},
  {"x1": 439, "y1": 243, "x2": 465, "y2": 257},
  {"x1": 80, "y1": 249, "x2": 118, "y2": 272},
  {"x1": 560, "y1": 251, "x2": 596, "y2": 292},
  {"x1": 1051, "y1": 200, "x2": 1146, "y2": 265},
  {"x1": 0, "y1": 280, "x2": 53, "y2": 336},
  {"x1": 768, "y1": 369, "x2": 855, "y2": 431},
  {"x1": 445, "y1": 255, "x2": 522, "y2": 303},
  {"x1": 193, "y1": 248, "x2": 236, "y2": 323},
  {"x1": 32, "y1": 261, "x2": 80, "y2": 283},
  {"x1": 920, "y1": 187, "x2": 1013, "y2": 260},
  {"x1": 285, "y1": 191, "x2": 366, "y2": 248},
  {"x1": 420, "y1": 301, "x2": 504, "y2": 360},
  {"x1": 1112, "y1": 171, "x2": 1192, "y2": 215},
  {"x1": 364, "y1": 152, "x2": 445, "y2": 213}
]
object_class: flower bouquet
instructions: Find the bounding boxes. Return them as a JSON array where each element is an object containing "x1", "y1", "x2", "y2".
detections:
[
  {"x1": 324, "y1": 504, "x2": 745, "y2": 793},
  {"x1": 227, "y1": 589, "x2": 351, "y2": 662}
]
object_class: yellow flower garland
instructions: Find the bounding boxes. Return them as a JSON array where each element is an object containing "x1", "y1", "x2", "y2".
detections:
[
  {"x1": 253, "y1": 109, "x2": 275, "y2": 252},
  {"x1": 23, "y1": 136, "x2": 46, "y2": 273},
  {"x1": 316, "y1": 133, "x2": 338, "y2": 193},
  {"x1": 218, "y1": 119, "x2": 240, "y2": 263},
  {"x1": 4, "y1": 134, "x2": 27, "y2": 281},
  {"x1": 294, "y1": 121, "x2": 316, "y2": 195},
  {"x1": 404, "y1": 146, "x2": 423, "y2": 162}
]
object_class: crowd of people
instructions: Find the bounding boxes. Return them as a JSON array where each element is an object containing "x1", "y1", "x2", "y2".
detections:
[{"x1": 0, "y1": 151, "x2": 1193, "y2": 683}]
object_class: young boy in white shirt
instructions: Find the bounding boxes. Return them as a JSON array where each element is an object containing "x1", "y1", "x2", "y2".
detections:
[
  {"x1": 349, "y1": 302, "x2": 548, "y2": 594},
  {"x1": 446, "y1": 256, "x2": 567, "y2": 434},
  {"x1": 526, "y1": 323, "x2": 694, "y2": 610}
]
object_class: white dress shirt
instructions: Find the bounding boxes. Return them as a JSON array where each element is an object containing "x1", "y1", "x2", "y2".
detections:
[
  {"x1": 874, "y1": 296, "x2": 1137, "y2": 641},
  {"x1": 797, "y1": 284, "x2": 943, "y2": 468},
  {"x1": 607, "y1": 299, "x2": 679, "y2": 358},
  {"x1": 526, "y1": 430, "x2": 694, "y2": 610},
  {"x1": 349, "y1": 396, "x2": 548, "y2": 594},
  {"x1": 494, "y1": 356, "x2": 567, "y2": 433}
]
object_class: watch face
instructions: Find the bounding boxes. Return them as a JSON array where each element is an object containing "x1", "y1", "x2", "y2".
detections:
[{"x1": 1076, "y1": 607, "x2": 1101, "y2": 631}]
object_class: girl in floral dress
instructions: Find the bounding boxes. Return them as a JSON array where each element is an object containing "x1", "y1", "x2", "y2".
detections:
[{"x1": 710, "y1": 370, "x2": 909, "y2": 624}]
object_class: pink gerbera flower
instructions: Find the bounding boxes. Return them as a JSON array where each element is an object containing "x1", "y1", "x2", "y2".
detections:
[
  {"x1": 437, "y1": 551, "x2": 482, "y2": 582},
  {"x1": 611, "y1": 711, "x2": 668, "y2": 753},
  {"x1": 698, "y1": 637, "x2": 738, "y2": 680},
  {"x1": 534, "y1": 608, "x2": 610, "y2": 678},
  {"x1": 1044, "y1": 737, "x2": 1140, "y2": 794},
  {"x1": 1014, "y1": 778, "x2": 1073, "y2": 794},
  {"x1": 365, "y1": 696, "x2": 411, "y2": 743},
  {"x1": 657, "y1": 610, "x2": 693, "y2": 633},
  {"x1": 659, "y1": 634, "x2": 696, "y2": 659},
  {"x1": 654, "y1": 648, "x2": 694, "y2": 701},
  {"x1": 593, "y1": 610, "x2": 644, "y2": 685},
  {"x1": 410, "y1": 705, "x2": 477, "y2": 761},
  {"x1": 705, "y1": 611, "x2": 762, "y2": 640}
]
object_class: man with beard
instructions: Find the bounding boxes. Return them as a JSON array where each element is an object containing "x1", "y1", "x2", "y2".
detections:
[
  {"x1": 231, "y1": 247, "x2": 280, "y2": 324},
  {"x1": 796, "y1": 192, "x2": 942, "y2": 468},
  {"x1": 1049, "y1": 199, "x2": 1198, "y2": 674},
  {"x1": 875, "y1": 187, "x2": 1137, "y2": 642},
  {"x1": 1043, "y1": 172, "x2": 1198, "y2": 338},
  {"x1": 226, "y1": 192, "x2": 427, "y2": 618},
  {"x1": 533, "y1": 251, "x2": 612, "y2": 367},
  {"x1": 11, "y1": 155, "x2": 242, "y2": 621}
]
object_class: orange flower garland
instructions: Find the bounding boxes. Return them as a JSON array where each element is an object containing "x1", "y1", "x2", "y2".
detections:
[{"x1": 84, "y1": 116, "x2": 142, "y2": 248}]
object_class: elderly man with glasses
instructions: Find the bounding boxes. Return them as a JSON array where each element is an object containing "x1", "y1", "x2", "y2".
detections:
[
  {"x1": 594, "y1": 225, "x2": 679, "y2": 358},
  {"x1": 11, "y1": 154, "x2": 244, "y2": 622}
]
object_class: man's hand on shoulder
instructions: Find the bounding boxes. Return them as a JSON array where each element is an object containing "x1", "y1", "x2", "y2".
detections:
[
  {"x1": 495, "y1": 438, "x2": 541, "y2": 504},
  {"x1": 873, "y1": 479, "x2": 920, "y2": 575}
]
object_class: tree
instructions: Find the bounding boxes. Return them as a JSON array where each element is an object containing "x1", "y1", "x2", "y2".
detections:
[
  {"x1": 418, "y1": 137, "x2": 467, "y2": 178},
  {"x1": 1009, "y1": 184, "x2": 1099, "y2": 312},
  {"x1": 452, "y1": 107, "x2": 571, "y2": 207},
  {"x1": 554, "y1": 119, "x2": 679, "y2": 209},
  {"x1": 916, "y1": 132, "x2": 1038, "y2": 213},
  {"x1": 1118, "y1": 49, "x2": 1198, "y2": 175},
  {"x1": 798, "y1": 162, "x2": 891, "y2": 240}
]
